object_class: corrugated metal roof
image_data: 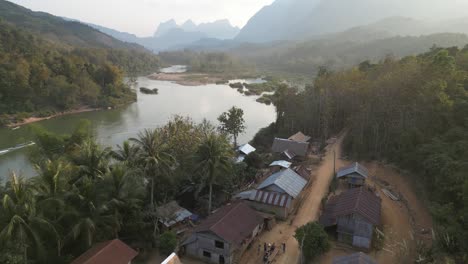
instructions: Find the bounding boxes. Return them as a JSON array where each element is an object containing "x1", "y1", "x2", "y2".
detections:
[
  {"x1": 156, "y1": 201, "x2": 193, "y2": 227},
  {"x1": 321, "y1": 187, "x2": 381, "y2": 226},
  {"x1": 71, "y1": 239, "x2": 138, "y2": 264},
  {"x1": 272, "y1": 138, "x2": 309, "y2": 157},
  {"x1": 288, "y1": 132, "x2": 311, "y2": 143},
  {"x1": 257, "y1": 168, "x2": 307, "y2": 198},
  {"x1": 332, "y1": 252, "x2": 378, "y2": 264},
  {"x1": 269, "y1": 160, "x2": 292, "y2": 168},
  {"x1": 235, "y1": 189, "x2": 293, "y2": 208},
  {"x1": 238, "y1": 144, "x2": 256, "y2": 155},
  {"x1": 192, "y1": 202, "x2": 263, "y2": 246},
  {"x1": 337, "y1": 162, "x2": 369, "y2": 178}
]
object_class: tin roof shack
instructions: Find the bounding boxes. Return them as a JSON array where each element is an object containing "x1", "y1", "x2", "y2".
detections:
[
  {"x1": 71, "y1": 239, "x2": 138, "y2": 264},
  {"x1": 156, "y1": 201, "x2": 194, "y2": 234},
  {"x1": 182, "y1": 202, "x2": 264, "y2": 264},
  {"x1": 336, "y1": 162, "x2": 369, "y2": 188},
  {"x1": 272, "y1": 138, "x2": 309, "y2": 160},
  {"x1": 320, "y1": 187, "x2": 381, "y2": 249},
  {"x1": 236, "y1": 144, "x2": 256, "y2": 163},
  {"x1": 333, "y1": 252, "x2": 378, "y2": 264},
  {"x1": 236, "y1": 168, "x2": 307, "y2": 219},
  {"x1": 288, "y1": 131, "x2": 311, "y2": 143},
  {"x1": 269, "y1": 160, "x2": 292, "y2": 169}
]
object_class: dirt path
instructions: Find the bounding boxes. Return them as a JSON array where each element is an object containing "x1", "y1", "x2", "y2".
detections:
[{"x1": 238, "y1": 134, "x2": 345, "y2": 264}]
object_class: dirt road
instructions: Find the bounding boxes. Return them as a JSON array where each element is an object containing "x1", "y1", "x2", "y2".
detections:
[{"x1": 239, "y1": 135, "x2": 345, "y2": 264}]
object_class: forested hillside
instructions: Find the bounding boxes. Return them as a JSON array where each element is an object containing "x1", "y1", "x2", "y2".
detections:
[
  {"x1": 255, "y1": 46, "x2": 468, "y2": 262},
  {"x1": 0, "y1": 0, "x2": 144, "y2": 50},
  {"x1": 0, "y1": 20, "x2": 160, "y2": 123},
  {"x1": 232, "y1": 33, "x2": 468, "y2": 76}
]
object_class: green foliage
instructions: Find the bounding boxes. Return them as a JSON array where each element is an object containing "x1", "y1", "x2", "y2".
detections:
[
  {"x1": 218, "y1": 106, "x2": 246, "y2": 147},
  {"x1": 294, "y1": 222, "x2": 330, "y2": 262},
  {"x1": 0, "y1": 20, "x2": 159, "y2": 122},
  {"x1": 158, "y1": 231, "x2": 177, "y2": 256},
  {"x1": 139, "y1": 87, "x2": 159, "y2": 94}
]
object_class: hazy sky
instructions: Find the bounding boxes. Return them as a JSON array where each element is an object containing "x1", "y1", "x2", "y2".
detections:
[{"x1": 10, "y1": 0, "x2": 274, "y2": 36}]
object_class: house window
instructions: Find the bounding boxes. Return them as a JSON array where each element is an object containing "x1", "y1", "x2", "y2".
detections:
[
  {"x1": 215, "y1": 240, "x2": 225, "y2": 249},
  {"x1": 203, "y1": 251, "x2": 212, "y2": 258}
]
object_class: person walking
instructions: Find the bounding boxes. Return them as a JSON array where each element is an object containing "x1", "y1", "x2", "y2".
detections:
[
  {"x1": 282, "y1": 242, "x2": 286, "y2": 253},
  {"x1": 258, "y1": 244, "x2": 261, "y2": 255},
  {"x1": 264, "y1": 242, "x2": 267, "y2": 252}
]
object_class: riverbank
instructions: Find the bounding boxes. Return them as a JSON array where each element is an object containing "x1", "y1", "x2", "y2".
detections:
[
  {"x1": 5, "y1": 107, "x2": 102, "y2": 128},
  {"x1": 148, "y1": 72, "x2": 224, "y2": 86}
]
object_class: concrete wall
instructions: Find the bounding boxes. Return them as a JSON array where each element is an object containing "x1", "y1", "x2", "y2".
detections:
[
  {"x1": 185, "y1": 233, "x2": 233, "y2": 264},
  {"x1": 245, "y1": 200, "x2": 289, "y2": 219}
]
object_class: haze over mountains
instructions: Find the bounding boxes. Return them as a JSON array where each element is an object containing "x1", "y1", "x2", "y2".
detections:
[
  {"x1": 87, "y1": 19, "x2": 240, "y2": 52},
  {"x1": 236, "y1": 0, "x2": 468, "y2": 43}
]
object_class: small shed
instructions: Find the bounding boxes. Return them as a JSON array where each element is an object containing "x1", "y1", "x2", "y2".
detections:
[
  {"x1": 71, "y1": 239, "x2": 138, "y2": 264},
  {"x1": 336, "y1": 162, "x2": 369, "y2": 187},
  {"x1": 236, "y1": 143, "x2": 256, "y2": 163},
  {"x1": 332, "y1": 252, "x2": 378, "y2": 264},
  {"x1": 288, "y1": 131, "x2": 311, "y2": 143},
  {"x1": 156, "y1": 201, "x2": 194, "y2": 233}
]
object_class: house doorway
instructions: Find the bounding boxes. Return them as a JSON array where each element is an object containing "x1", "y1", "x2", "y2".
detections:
[{"x1": 219, "y1": 255, "x2": 225, "y2": 264}]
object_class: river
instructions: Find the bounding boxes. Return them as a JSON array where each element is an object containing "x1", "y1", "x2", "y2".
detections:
[{"x1": 0, "y1": 71, "x2": 276, "y2": 179}]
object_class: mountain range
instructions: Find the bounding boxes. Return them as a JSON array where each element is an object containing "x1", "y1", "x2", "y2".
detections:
[{"x1": 86, "y1": 19, "x2": 240, "y2": 52}]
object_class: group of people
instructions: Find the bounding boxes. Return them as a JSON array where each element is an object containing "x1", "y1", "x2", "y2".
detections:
[{"x1": 258, "y1": 242, "x2": 286, "y2": 263}]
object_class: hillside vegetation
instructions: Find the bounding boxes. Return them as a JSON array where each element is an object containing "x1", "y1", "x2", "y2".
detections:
[
  {"x1": 0, "y1": 20, "x2": 160, "y2": 123},
  {"x1": 257, "y1": 46, "x2": 468, "y2": 262},
  {"x1": 0, "y1": 0, "x2": 144, "y2": 50}
]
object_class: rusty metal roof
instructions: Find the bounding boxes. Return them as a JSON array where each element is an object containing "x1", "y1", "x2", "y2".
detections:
[
  {"x1": 192, "y1": 202, "x2": 263, "y2": 246},
  {"x1": 320, "y1": 187, "x2": 381, "y2": 226},
  {"x1": 71, "y1": 239, "x2": 138, "y2": 264}
]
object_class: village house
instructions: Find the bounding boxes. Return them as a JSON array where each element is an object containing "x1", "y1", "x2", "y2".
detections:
[
  {"x1": 71, "y1": 239, "x2": 138, "y2": 264},
  {"x1": 236, "y1": 143, "x2": 256, "y2": 163},
  {"x1": 235, "y1": 168, "x2": 307, "y2": 219},
  {"x1": 333, "y1": 252, "x2": 378, "y2": 264},
  {"x1": 320, "y1": 187, "x2": 381, "y2": 249},
  {"x1": 336, "y1": 162, "x2": 369, "y2": 187},
  {"x1": 156, "y1": 201, "x2": 195, "y2": 234},
  {"x1": 269, "y1": 160, "x2": 292, "y2": 169},
  {"x1": 272, "y1": 138, "x2": 309, "y2": 159},
  {"x1": 182, "y1": 202, "x2": 264, "y2": 264}
]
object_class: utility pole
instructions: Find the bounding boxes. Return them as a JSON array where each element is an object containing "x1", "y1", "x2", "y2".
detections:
[{"x1": 333, "y1": 149, "x2": 336, "y2": 175}]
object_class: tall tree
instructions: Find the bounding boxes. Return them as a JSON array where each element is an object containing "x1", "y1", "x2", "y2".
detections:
[
  {"x1": 130, "y1": 129, "x2": 174, "y2": 208},
  {"x1": 194, "y1": 133, "x2": 233, "y2": 215},
  {"x1": 217, "y1": 106, "x2": 246, "y2": 148}
]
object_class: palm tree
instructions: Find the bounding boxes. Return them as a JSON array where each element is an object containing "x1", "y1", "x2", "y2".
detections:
[
  {"x1": 0, "y1": 173, "x2": 57, "y2": 263},
  {"x1": 70, "y1": 139, "x2": 111, "y2": 183},
  {"x1": 194, "y1": 133, "x2": 233, "y2": 215},
  {"x1": 130, "y1": 129, "x2": 174, "y2": 208},
  {"x1": 111, "y1": 141, "x2": 140, "y2": 168}
]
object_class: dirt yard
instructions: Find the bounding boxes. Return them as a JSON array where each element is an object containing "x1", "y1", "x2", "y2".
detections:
[{"x1": 319, "y1": 162, "x2": 433, "y2": 264}]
